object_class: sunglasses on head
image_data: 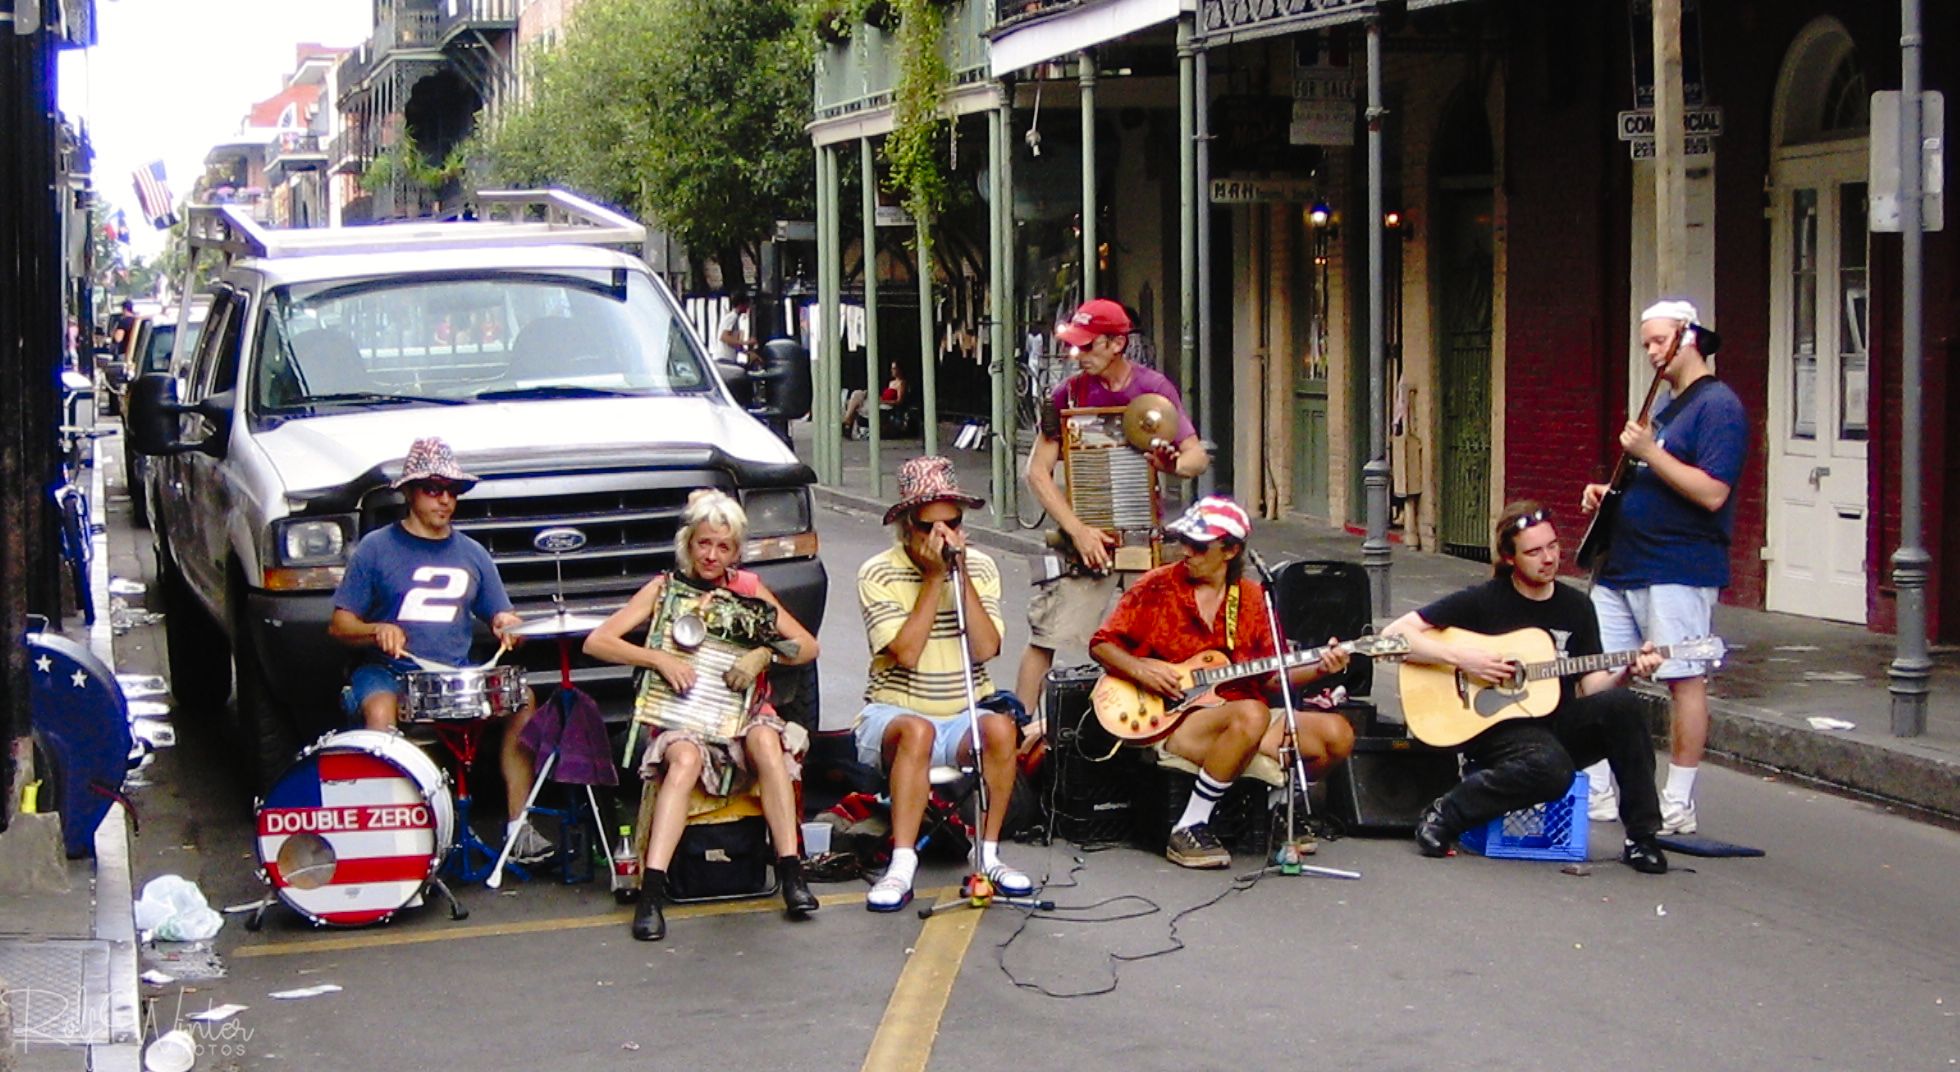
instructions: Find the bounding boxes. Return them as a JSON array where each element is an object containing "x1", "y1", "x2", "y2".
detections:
[
  {"x1": 1505, "y1": 508, "x2": 1550, "y2": 534},
  {"x1": 909, "y1": 514, "x2": 963, "y2": 534}
]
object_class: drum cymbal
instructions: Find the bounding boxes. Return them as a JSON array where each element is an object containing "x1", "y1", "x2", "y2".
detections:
[
  {"x1": 1123, "y1": 393, "x2": 1178, "y2": 452},
  {"x1": 506, "y1": 611, "x2": 610, "y2": 638}
]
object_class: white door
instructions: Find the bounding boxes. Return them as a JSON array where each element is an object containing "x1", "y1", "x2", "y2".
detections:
[{"x1": 1766, "y1": 146, "x2": 1869, "y2": 623}]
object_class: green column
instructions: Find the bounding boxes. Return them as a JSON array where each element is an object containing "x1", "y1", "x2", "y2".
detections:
[
  {"x1": 860, "y1": 137, "x2": 883, "y2": 497},
  {"x1": 1079, "y1": 50, "x2": 1098, "y2": 299},
  {"x1": 916, "y1": 212, "x2": 938, "y2": 457}
]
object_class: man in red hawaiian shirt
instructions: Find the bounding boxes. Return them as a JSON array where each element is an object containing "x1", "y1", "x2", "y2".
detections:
[{"x1": 1090, "y1": 496, "x2": 1355, "y2": 869}]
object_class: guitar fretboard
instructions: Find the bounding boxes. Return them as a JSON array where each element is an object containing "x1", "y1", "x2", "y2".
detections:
[
  {"x1": 1525, "y1": 645, "x2": 1675, "y2": 682},
  {"x1": 1190, "y1": 646, "x2": 1334, "y2": 688}
]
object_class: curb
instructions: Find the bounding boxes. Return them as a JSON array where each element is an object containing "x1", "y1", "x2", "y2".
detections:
[
  {"x1": 90, "y1": 436, "x2": 143, "y2": 1072},
  {"x1": 1630, "y1": 688, "x2": 1960, "y2": 822},
  {"x1": 822, "y1": 480, "x2": 1960, "y2": 822}
]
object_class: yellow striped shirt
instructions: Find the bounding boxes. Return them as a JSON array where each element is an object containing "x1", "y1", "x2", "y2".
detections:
[{"x1": 857, "y1": 545, "x2": 1003, "y2": 716}]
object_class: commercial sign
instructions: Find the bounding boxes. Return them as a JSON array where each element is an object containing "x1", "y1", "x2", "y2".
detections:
[{"x1": 1616, "y1": 107, "x2": 1724, "y2": 140}]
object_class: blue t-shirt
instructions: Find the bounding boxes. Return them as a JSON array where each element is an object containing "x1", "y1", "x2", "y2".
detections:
[
  {"x1": 1599, "y1": 376, "x2": 1747, "y2": 589},
  {"x1": 332, "y1": 523, "x2": 512, "y2": 668}
]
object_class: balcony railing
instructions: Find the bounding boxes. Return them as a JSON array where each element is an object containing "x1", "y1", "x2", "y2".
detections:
[
  {"x1": 995, "y1": 0, "x2": 1079, "y2": 27},
  {"x1": 337, "y1": 43, "x2": 373, "y2": 92},
  {"x1": 436, "y1": 0, "x2": 518, "y2": 44},
  {"x1": 377, "y1": 6, "x2": 441, "y2": 54},
  {"x1": 267, "y1": 131, "x2": 326, "y2": 172}
]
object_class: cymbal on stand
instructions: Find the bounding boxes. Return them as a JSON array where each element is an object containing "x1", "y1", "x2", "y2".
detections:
[{"x1": 506, "y1": 611, "x2": 610, "y2": 639}]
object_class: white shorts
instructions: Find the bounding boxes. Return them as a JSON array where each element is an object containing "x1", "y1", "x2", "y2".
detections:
[{"x1": 1590, "y1": 583, "x2": 1717, "y2": 681}]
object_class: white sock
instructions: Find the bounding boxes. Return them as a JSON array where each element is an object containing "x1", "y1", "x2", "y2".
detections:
[
  {"x1": 1582, "y1": 760, "x2": 1616, "y2": 798},
  {"x1": 1176, "y1": 772, "x2": 1230, "y2": 830},
  {"x1": 980, "y1": 840, "x2": 1002, "y2": 872},
  {"x1": 505, "y1": 818, "x2": 526, "y2": 838},
  {"x1": 1664, "y1": 763, "x2": 1698, "y2": 804},
  {"x1": 883, "y1": 847, "x2": 919, "y2": 887}
]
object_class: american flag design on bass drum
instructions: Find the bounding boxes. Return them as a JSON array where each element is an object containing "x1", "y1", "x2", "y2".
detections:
[{"x1": 254, "y1": 730, "x2": 456, "y2": 927}]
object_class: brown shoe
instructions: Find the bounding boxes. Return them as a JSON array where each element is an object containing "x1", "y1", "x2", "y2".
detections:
[{"x1": 1166, "y1": 823, "x2": 1231, "y2": 869}]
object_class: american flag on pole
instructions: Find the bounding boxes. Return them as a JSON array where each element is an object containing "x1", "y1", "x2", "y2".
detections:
[{"x1": 131, "y1": 161, "x2": 178, "y2": 229}]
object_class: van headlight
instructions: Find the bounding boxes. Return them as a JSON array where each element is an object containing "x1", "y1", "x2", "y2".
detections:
[
  {"x1": 264, "y1": 515, "x2": 356, "y2": 590},
  {"x1": 740, "y1": 489, "x2": 817, "y2": 562}
]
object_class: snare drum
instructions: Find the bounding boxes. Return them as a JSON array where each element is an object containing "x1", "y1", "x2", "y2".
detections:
[
  {"x1": 255, "y1": 730, "x2": 455, "y2": 927},
  {"x1": 402, "y1": 665, "x2": 526, "y2": 722}
]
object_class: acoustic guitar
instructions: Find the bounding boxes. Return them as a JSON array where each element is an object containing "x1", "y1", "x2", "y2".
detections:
[
  {"x1": 1398, "y1": 627, "x2": 1726, "y2": 747},
  {"x1": 1576, "y1": 323, "x2": 1684, "y2": 571},
  {"x1": 1091, "y1": 635, "x2": 1411, "y2": 742}
]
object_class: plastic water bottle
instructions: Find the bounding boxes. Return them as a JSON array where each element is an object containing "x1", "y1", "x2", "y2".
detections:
[{"x1": 612, "y1": 824, "x2": 639, "y2": 882}]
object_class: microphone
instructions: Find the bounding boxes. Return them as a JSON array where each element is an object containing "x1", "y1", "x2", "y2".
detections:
[
  {"x1": 941, "y1": 540, "x2": 965, "y2": 568},
  {"x1": 1245, "y1": 545, "x2": 1279, "y2": 585}
]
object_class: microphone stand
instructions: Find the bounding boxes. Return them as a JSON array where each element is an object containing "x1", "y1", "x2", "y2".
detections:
[
  {"x1": 922, "y1": 543, "x2": 1055, "y2": 917},
  {"x1": 1246, "y1": 547, "x2": 1361, "y2": 882}
]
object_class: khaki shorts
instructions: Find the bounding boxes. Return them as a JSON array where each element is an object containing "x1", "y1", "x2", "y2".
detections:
[{"x1": 1026, "y1": 570, "x2": 1126, "y2": 649}]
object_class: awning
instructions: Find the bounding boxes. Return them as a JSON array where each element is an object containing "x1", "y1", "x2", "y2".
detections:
[{"x1": 988, "y1": 0, "x2": 1189, "y2": 77}]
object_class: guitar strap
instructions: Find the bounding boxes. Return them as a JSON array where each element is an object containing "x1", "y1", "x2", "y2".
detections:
[{"x1": 1223, "y1": 580, "x2": 1241, "y2": 658}]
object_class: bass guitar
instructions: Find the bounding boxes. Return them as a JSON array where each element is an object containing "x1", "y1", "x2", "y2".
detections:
[
  {"x1": 1398, "y1": 627, "x2": 1726, "y2": 747},
  {"x1": 1092, "y1": 635, "x2": 1411, "y2": 742},
  {"x1": 1576, "y1": 323, "x2": 1683, "y2": 571}
]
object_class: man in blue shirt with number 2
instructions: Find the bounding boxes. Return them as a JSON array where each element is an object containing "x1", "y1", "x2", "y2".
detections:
[{"x1": 331, "y1": 437, "x2": 550, "y2": 864}]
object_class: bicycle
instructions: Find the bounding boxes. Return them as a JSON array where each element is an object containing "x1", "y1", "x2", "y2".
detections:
[{"x1": 56, "y1": 374, "x2": 110, "y2": 626}]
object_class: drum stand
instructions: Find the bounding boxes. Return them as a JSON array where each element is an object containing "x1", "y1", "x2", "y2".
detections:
[
  {"x1": 921, "y1": 549, "x2": 1055, "y2": 919},
  {"x1": 435, "y1": 719, "x2": 530, "y2": 885},
  {"x1": 486, "y1": 624, "x2": 613, "y2": 891},
  {"x1": 1249, "y1": 550, "x2": 1360, "y2": 882}
]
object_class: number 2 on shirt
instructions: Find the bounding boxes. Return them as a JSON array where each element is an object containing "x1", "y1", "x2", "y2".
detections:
[{"x1": 397, "y1": 567, "x2": 470, "y2": 623}]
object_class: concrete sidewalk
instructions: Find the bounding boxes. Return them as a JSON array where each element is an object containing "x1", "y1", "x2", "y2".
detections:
[{"x1": 802, "y1": 422, "x2": 1960, "y2": 822}]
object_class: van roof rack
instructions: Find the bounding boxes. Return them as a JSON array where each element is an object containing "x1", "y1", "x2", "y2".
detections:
[{"x1": 183, "y1": 189, "x2": 648, "y2": 263}]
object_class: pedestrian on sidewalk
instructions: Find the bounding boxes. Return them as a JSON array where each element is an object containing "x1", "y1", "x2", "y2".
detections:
[
  {"x1": 1580, "y1": 300, "x2": 1747, "y2": 835},
  {"x1": 1013, "y1": 298, "x2": 1210, "y2": 720}
]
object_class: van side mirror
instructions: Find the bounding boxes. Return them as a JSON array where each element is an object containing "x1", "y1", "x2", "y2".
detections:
[
  {"x1": 747, "y1": 339, "x2": 811, "y2": 423},
  {"x1": 715, "y1": 359, "x2": 754, "y2": 407},
  {"x1": 128, "y1": 374, "x2": 231, "y2": 458}
]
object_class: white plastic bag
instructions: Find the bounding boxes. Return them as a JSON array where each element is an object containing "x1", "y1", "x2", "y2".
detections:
[{"x1": 133, "y1": 874, "x2": 224, "y2": 942}]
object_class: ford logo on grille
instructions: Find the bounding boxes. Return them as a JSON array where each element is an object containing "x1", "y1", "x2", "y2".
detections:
[{"x1": 533, "y1": 527, "x2": 588, "y2": 554}]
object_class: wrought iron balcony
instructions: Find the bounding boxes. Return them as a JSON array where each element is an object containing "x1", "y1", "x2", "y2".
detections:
[
  {"x1": 995, "y1": 0, "x2": 1081, "y2": 28},
  {"x1": 436, "y1": 0, "x2": 519, "y2": 46},
  {"x1": 266, "y1": 131, "x2": 326, "y2": 177}
]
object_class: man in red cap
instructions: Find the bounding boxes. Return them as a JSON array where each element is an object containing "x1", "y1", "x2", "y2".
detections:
[
  {"x1": 1092, "y1": 496, "x2": 1353, "y2": 869},
  {"x1": 1015, "y1": 298, "x2": 1211, "y2": 721}
]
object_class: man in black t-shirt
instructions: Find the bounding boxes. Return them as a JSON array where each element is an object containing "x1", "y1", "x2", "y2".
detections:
[{"x1": 1383, "y1": 502, "x2": 1670, "y2": 874}]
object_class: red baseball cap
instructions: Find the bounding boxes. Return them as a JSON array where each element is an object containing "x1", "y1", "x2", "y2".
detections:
[{"x1": 1055, "y1": 298, "x2": 1132, "y2": 347}]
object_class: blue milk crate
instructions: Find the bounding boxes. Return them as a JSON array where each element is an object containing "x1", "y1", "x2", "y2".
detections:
[{"x1": 1458, "y1": 773, "x2": 1589, "y2": 862}]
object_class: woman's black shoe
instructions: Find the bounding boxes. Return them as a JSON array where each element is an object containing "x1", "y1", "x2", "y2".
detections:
[
  {"x1": 780, "y1": 857, "x2": 819, "y2": 917},
  {"x1": 632, "y1": 870, "x2": 668, "y2": 941}
]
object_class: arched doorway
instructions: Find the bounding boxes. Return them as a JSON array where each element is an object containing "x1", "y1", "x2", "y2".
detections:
[
  {"x1": 1766, "y1": 18, "x2": 1869, "y2": 623},
  {"x1": 1431, "y1": 89, "x2": 1495, "y2": 560}
]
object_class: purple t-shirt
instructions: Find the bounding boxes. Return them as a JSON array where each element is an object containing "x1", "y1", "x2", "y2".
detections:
[{"x1": 1045, "y1": 366, "x2": 1198, "y2": 444}]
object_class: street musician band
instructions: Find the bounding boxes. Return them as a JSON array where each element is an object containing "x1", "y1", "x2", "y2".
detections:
[{"x1": 329, "y1": 298, "x2": 1690, "y2": 936}]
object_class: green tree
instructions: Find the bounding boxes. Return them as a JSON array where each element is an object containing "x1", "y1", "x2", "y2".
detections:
[{"x1": 479, "y1": 0, "x2": 814, "y2": 281}]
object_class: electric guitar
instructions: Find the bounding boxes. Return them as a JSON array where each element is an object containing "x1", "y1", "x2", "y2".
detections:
[
  {"x1": 1398, "y1": 627, "x2": 1726, "y2": 747},
  {"x1": 1091, "y1": 635, "x2": 1411, "y2": 742},
  {"x1": 1576, "y1": 323, "x2": 1683, "y2": 572}
]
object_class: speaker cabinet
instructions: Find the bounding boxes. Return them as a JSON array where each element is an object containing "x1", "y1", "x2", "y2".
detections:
[
  {"x1": 1041, "y1": 665, "x2": 1139, "y2": 845},
  {"x1": 1326, "y1": 735, "x2": 1460, "y2": 835}
]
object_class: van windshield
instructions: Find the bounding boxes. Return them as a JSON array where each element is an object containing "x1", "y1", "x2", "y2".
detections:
[{"x1": 251, "y1": 271, "x2": 712, "y2": 416}]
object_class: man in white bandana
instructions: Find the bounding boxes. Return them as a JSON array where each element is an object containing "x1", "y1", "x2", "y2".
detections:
[{"x1": 1580, "y1": 300, "x2": 1746, "y2": 835}]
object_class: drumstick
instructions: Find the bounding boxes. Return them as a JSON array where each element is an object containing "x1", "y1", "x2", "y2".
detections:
[{"x1": 485, "y1": 750, "x2": 558, "y2": 889}]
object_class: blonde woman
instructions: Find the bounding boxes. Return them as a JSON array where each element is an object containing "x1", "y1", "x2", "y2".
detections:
[{"x1": 584, "y1": 489, "x2": 820, "y2": 940}]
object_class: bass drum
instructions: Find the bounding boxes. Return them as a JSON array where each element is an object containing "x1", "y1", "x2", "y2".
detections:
[{"x1": 254, "y1": 730, "x2": 455, "y2": 927}]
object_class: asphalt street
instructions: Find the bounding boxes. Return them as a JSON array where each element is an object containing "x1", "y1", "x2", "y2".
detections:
[{"x1": 100, "y1": 445, "x2": 1960, "y2": 1072}]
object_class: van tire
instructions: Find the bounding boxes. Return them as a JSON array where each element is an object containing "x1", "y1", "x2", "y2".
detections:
[
  {"x1": 160, "y1": 550, "x2": 231, "y2": 715},
  {"x1": 231, "y1": 606, "x2": 299, "y2": 794}
]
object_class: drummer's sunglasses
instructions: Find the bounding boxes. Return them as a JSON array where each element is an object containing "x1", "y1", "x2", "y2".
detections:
[{"x1": 412, "y1": 480, "x2": 464, "y2": 497}]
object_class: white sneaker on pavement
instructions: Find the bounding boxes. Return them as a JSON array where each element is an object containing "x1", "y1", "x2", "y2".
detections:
[
  {"x1": 1587, "y1": 779, "x2": 1619, "y2": 823},
  {"x1": 1659, "y1": 796, "x2": 1698, "y2": 835}
]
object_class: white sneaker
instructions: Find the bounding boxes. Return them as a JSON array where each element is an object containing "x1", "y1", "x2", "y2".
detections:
[
  {"x1": 1587, "y1": 780, "x2": 1620, "y2": 823},
  {"x1": 1659, "y1": 797, "x2": 1698, "y2": 835},
  {"x1": 506, "y1": 824, "x2": 555, "y2": 865}
]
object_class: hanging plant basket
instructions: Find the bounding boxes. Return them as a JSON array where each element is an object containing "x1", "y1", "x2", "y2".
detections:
[
  {"x1": 864, "y1": 0, "x2": 901, "y2": 31},
  {"x1": 813, "y1": 4, "x2": 853, "y2": 45}
]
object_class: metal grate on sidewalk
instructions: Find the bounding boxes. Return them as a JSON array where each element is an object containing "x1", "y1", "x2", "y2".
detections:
[{"x1": 0, "y1": 936, "x2": 113, "y2": 1045}]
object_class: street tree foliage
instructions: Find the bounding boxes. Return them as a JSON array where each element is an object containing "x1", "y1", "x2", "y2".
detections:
[{"x1": 480, "y1": 0, "x2": 814, "y2": 279}]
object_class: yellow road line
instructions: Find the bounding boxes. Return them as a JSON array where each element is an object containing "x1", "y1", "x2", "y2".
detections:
[
  {"x1": 234, "y1": 888, "x2": 883, "y2": 958},
  {"x1": 860, "y1": 897, "x2": 983, "y2": 1072}
]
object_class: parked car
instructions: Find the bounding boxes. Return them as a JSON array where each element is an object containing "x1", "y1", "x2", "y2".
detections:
[
  {"x1": 127, "y1": 191, "x2": 821, "y2": 790},
  {"x1": 123, "y1": 300, "x2": 211, "y2": 527}
]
